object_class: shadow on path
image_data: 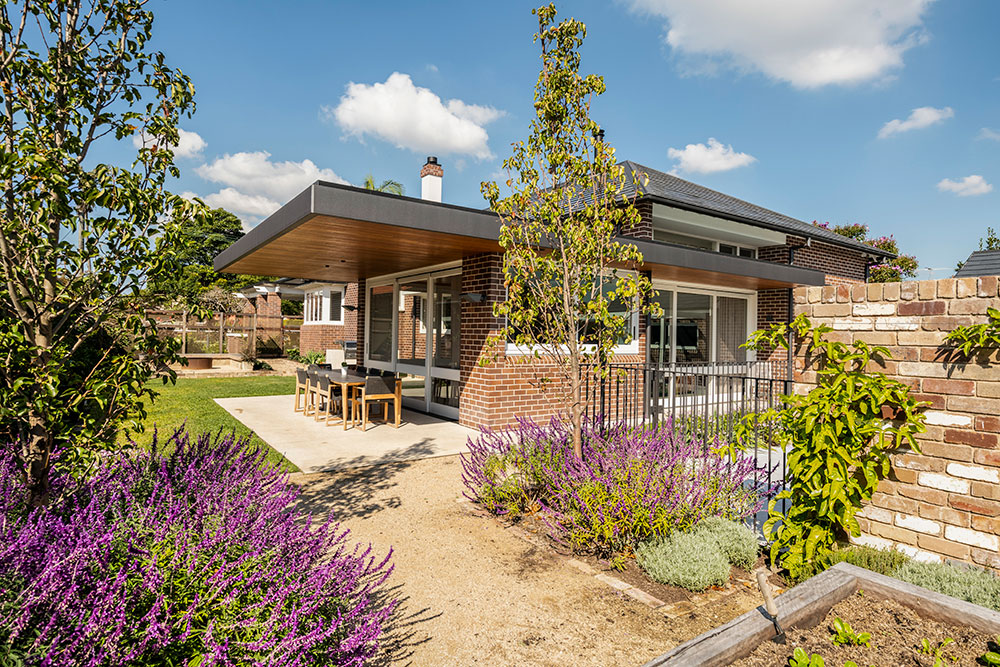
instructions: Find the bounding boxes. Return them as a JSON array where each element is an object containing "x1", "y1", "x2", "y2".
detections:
[{"x1": 293, "y1": 439, "x2": 438, "y2": 522}]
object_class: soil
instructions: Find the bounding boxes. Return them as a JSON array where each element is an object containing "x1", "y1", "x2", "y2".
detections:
[
  {"x1": 292, "y1": 455, "x2": 765, "y2": 666},
  {"x1": 734, "y1": 591, "x2": 996, "y2": 666}
]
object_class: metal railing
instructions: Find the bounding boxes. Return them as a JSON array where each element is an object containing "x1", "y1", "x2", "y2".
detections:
[{"x1": 582, "y1": 360, "x2": 789, "y2": 536}]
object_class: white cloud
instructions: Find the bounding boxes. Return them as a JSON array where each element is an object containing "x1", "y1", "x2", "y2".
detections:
[
  {"x1": 626, "y1": 0, "x2": 934, "y2": 88},
  {"x1": 978, "y1": 128, "x2": 1000, "y2": 141},
  {"x1": 326, "y1": 72, "x2": 504, "y2": 159},
  {"x1": 667, "y1": 138, "x2": 756, "y2": 174},
  {"x1": 132, "y1": 128, "x2": 206, "y2": 158},
  {"x1": 878, "y1": 106, "x2": 954, "y2": 138},
  {"x1": 193, "y1": 151, "x2": 348, "y2": 224},
  {"x1": 937, "y1": 175, "x2": 993, "y2": 197}
]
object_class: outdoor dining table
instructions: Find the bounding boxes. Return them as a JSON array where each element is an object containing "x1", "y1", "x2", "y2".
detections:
[{"x1": 317, "y1": 370, "x2": 401, "y2": 430}]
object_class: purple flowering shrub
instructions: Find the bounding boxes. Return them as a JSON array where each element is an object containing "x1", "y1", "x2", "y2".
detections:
[
  {"x1": 461, "y1": 417, "x2": 773, "y2": 556},
  {"x1": 0, "y1": 430, "x2": 394, "y2": 667}
]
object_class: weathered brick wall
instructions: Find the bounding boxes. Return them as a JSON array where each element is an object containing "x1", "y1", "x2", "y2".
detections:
[{"x1": 795, "y1": 277, "x2": 1000, "y2": 570}]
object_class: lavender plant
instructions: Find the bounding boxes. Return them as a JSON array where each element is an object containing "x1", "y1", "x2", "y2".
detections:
[
  {"x1": 0, "y1": 429, "x2": 395, "y2": 667},
  {"x1": 461, "y1": 417, "x2": 773, "y2": 556}
]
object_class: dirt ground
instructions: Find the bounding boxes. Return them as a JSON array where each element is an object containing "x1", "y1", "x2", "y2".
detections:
[
  {"x1": 734, "y1": 591, "x2": 995, "y2": 666},
  {"x1": 292, "y1": 455, "x2": 764, "y2": 666}
]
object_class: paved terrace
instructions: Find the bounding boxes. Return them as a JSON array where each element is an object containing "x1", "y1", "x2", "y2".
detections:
[{"x1": 215, "y1": 394, "x2": 475, "y2": 472}]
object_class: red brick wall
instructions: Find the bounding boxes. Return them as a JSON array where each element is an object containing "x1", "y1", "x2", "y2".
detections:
[
  {"x1": 795, "y1": 277, "x2": 1000, "y2": 570},
  {"x1": 457, "y1": 253, "x2": 647, "y2": 429},
  {"x1": 299, "y1": 283, "x2": 359, "y2": 354}
]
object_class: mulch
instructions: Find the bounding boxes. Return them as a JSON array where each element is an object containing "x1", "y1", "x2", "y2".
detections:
[{"x1": 733, "y1": 590, "x2": 996, "y2": 666}]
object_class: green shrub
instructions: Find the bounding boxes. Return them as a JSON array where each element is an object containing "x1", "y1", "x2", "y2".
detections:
[
  {"x1": 636, "y1": 531, "x2": 730, "y2": 591},
  {"x1": 694, "y1": 516, "x2": 759, "y2": 570},
  {"x1": 821, "y1": 544, "x2": 909, "y2": 578},
  {"x1": 896, "y1": 561, "x2": 1000, "y2": 611}
]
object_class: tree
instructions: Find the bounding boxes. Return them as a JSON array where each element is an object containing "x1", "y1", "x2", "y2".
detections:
[
  {"x1": 814, "y1": 222, "x2": 918, "y2": 283},
  {"x1": 363, "y1": 173, "x2": 405, "y2": 196},
  {"x1": 481, "y1": 4, "x2": 657, "y2": 459},
  {"x1": 149, "y1": 207, "x2": 247, "y2": 303},
  {"x1": 0, "y1": 1, "x2": 199, "y2": 504}
]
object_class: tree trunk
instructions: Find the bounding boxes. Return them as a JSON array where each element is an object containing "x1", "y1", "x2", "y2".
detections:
[
  {"x1": 569, "y1": 356, "x2": 583, "y2": 460},
  {"x1": 25, "y1": 411, "x2": 52, "y2": 507}
]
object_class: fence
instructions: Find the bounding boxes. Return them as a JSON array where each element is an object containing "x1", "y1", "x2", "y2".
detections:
[
  {"x1": 582, "y1": 360, "x2": 789, "y2": 536},
  {"x1": 147, "y1": 310, "x2": 300, "y2": 358}
]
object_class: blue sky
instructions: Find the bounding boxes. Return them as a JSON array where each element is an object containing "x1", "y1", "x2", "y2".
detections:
[{"x1": 145, "y1": 0, "x2": 999, "y2": 276}]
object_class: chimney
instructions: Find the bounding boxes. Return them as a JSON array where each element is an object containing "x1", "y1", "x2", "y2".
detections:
[{"x1": 420, "y1": 156, "x2": 443, "y2": 202}]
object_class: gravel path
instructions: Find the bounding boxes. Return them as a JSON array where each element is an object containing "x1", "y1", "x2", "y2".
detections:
[{"x1": 293, "y1": 455, "x2": 762, "y2": 666}]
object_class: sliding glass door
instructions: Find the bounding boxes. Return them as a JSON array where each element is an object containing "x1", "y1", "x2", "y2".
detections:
[{"x1": 366, "y1": 267, "x2": 461, "y2": 419}]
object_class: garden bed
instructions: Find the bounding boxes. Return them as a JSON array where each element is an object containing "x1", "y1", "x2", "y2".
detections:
[
  {"x1": 646, "y1": 563, "x2": 1000, "y2": 667},
  {"x1": 734, "y1": 592, "x2": 994, "y2": 666}
]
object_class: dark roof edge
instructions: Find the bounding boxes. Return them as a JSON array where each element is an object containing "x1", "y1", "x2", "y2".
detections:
[
  {"x1": 639, "y1": 193, "x2": 895, "y2": 259},
  {"x1": 634, "y1": 238, "x2": 826, "y2": 287},
  {"x1": 214, "y1": 181, "x2": 500, "y2": 272}
]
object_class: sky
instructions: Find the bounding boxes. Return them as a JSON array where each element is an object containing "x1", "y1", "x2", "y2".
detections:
[{"x1": 136, "y1": 0, "x2": 999, "y2": 276}]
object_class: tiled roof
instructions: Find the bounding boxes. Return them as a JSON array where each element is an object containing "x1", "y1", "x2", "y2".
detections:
[
  {"x1": 955, "y1": 249, "x2": 1000, "y2": 277},
  {"x1": 618, "y1": 160, "x2": 892, "y2": 258}
]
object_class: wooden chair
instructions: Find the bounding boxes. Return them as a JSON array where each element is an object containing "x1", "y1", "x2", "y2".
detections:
[
  {"x1": 350, "y1": 374, "x2": 400, "y2": 431},
  {"x1": 311, "y1": 373, "x2": 342, "y2": 424},
  {"x1": 294, "y1": 368, "x2": 309, "y2": 413}
]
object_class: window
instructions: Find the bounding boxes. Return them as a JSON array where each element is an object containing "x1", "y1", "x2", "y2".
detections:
[
  {"x1": 647, "y1": 288, "x2": 754, "y2": 365},
  {"x1": 720, "y1": 243, "x2": 757, "y2": 259},
  {"x1": 302, "y1": 286, "x2": 345, "y2": 325},
  {"x1": 654, "y1": 230, "x2": 715, "y2": 250}
]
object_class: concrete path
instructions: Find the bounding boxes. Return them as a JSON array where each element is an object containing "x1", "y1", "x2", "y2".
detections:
[{"x1": 215, "y1": 394, "x2": 474, "y2": 472}]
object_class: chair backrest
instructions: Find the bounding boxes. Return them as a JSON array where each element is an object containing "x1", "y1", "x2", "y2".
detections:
[
  {"x1": 296, "y1": 369, "x2": 308, "y2": 384},
  {"x1": 315, "y1": 374, "x2": 331, "y2": 391},
  {"x1": 307, "y1": 364, "x2": 321, "y2": 373},
  {"x1": 318, "y1": 363, "x2": 332, "y2": 370},
  {"x1": 366, "y1": 367, "x2": 382, "y2": 376},
  {"x1": 364, "y1": 375, "x2": 394, "y2": 396}
]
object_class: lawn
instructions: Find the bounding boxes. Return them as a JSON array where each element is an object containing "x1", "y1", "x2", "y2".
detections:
[{"x1": 124, "y1": 376, "x2": 298, "y2": 471}]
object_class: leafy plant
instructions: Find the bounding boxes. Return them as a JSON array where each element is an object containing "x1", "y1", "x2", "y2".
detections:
[
  {"x1": 980, "y1": 636, "x2": 1000, "y2": 665},
  {"x1": 918, "y1": 638, "x2": 957, "y2": 665},
  {"x1": 0, "y1": 0, "x2": 207, "y2": 502},
  {"x1": 480, "y1": 3, "x2": 658, "y2": 459},
  {"x1": 944, "y1": 307, "x2": 1000, "y2": 356},
  {"x1": 789, "y1": 647, "x2": 825, "y2": 667},
  {"x1": 830, "y1": 617, "x2": 871, "y2": 646},
  {"x1": 742, "y1": 315, "x2": 927, "y2": 581},
  {"x1": 0, "y1": 428, "x2": 395, "y2": 666},
  {"x1": 462, "y1": 417, "x2": 774, "y2": 557}
]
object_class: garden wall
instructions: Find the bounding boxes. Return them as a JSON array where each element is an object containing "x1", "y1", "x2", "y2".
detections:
[{"x1": 794, "y1": 278, "x2": 1000, "y2": 571}]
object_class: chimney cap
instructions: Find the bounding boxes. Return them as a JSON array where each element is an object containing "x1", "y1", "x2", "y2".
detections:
[{"x1": 425, "y1": 156, "x2": 438, "y2": 165}]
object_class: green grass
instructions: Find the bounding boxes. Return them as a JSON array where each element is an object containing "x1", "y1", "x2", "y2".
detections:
[{"x1": 124, "y1": 376, "x2": 298, "y2": 472}]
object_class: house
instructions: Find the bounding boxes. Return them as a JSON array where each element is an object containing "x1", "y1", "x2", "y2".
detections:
[
  {"x1": 955, "y1": 249, "x2": 1000, "y2": 278},
  {"x1": 214, "y1": 158, "x2": 891, "y2": 428}
]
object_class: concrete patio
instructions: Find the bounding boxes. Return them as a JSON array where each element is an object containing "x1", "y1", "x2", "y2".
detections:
[{"x1": 215, "y1": 394, "x2": 475, "y2": 472}]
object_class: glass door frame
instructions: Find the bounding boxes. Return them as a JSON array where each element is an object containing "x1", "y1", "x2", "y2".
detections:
[{"x1": 365, "y1": 262, "x2": 462, "y2": 420}]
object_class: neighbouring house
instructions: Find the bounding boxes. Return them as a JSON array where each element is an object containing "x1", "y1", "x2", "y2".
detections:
[
  {"x1": 214, "y1": 157, "x2": 892, "y2": 428},
  {"x1": 956, "y1": 249, "x2": 1000, "y2": 278}
]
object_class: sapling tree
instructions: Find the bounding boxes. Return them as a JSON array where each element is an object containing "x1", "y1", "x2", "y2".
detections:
[
  {"x1": 0, "y1": 0, "x2": 200, "y2": 503},
  {"x1": 481, "y1": 4, "x2": 658, "y2": 458}
]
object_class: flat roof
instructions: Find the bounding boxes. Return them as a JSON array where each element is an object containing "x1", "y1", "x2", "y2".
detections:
[{"x1": 215, "y1": 181, "x2": 826, "y2": 290}]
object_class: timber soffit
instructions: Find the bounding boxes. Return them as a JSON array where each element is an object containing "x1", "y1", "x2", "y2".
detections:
[{"x1": 214, "y1": 180, "x2": 826, "y2": 286}]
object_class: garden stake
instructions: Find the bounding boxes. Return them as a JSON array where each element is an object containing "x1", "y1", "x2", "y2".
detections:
[{"x1": 756, "y1": 571, "x2": 786, "y2": 644}]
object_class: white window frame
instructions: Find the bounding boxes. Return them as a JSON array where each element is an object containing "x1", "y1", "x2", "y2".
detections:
[
  {"x1": 648, "y1": 280, "x2": 758, "y2": 365},
  {"x1": 301, "y1": 284, "x2": 345, "y2": 326},
  {"x1": 505, "y1": 271, "x2": 641, "y2": 356}
]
